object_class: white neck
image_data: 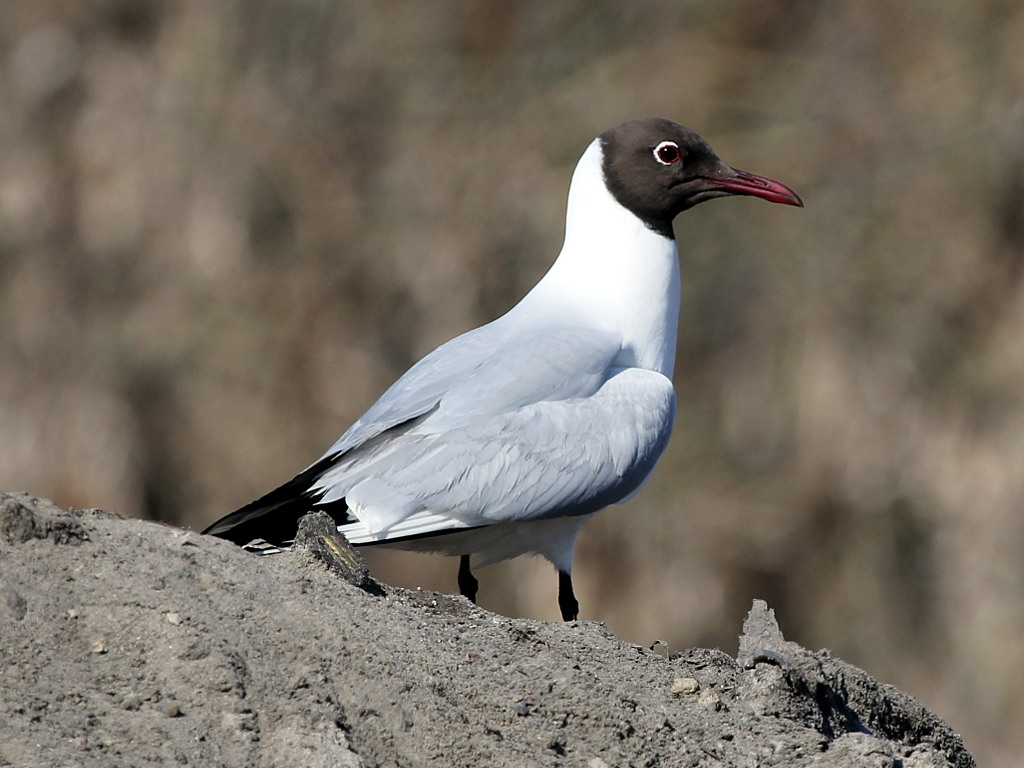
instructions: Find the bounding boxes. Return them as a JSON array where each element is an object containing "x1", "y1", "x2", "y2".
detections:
[{"x1": 510, "y1": 139, "x2": 681, "y2": 377}]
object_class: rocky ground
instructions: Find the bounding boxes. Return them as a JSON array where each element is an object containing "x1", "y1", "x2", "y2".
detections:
[{"x1": 0, "y1": 492, "x2": 974, "y2": 768}]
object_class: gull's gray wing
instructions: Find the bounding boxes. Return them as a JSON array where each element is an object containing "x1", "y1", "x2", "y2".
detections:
[
  {"x1": 204, "y1": 323, "x2": 675, "y2": 547},
  {"x1": 322, "y1": 365, "x2": 675, "y2": 541},
  {"x1": 311, "y1": 326, "x2": 675, "y2": 540}
]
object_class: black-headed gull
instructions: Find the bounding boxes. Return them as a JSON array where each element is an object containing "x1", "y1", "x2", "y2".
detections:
[{"x1": 203, "y1": 118, "x2": 802, "y2": 620}]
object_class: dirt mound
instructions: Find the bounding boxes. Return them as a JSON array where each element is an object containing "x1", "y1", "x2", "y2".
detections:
[{"x1": 0, "y1": 493, "x2": 973, "y2": 767}]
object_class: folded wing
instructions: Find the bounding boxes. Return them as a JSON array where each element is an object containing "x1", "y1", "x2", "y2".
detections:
[{"x1": 203, "y1": 323, "x2": 675, "y2": 550}]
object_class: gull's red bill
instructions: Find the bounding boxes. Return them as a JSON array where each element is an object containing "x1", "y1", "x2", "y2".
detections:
[{"x1": 704, "y1": 167, "x2": 804, "y2": 207}]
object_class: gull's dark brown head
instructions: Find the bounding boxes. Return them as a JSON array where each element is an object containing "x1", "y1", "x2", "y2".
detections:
[{"x1": 599, "y1": 117, "x2": 803, "y2": 239}]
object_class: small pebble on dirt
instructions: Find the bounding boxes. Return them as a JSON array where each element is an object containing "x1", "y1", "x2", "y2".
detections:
[{"x1": 671, "y1": 677, "x2": 700, "y2": 695}]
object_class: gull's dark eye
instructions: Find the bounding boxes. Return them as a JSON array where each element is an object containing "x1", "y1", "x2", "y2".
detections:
[{"x1": 654, "y1": 141, "x2": 681, "y2": 165}]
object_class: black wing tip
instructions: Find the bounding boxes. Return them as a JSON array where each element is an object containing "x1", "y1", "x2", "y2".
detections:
[
  {"x1": 203, "y1": 494, "x2": 320, "y2": 547},
  {"x1": 204, "y1": 486, "x2": 357, "y2": 549},
  {"x1": 202, "y1": 453, "x2": 348, "y2": 546}
]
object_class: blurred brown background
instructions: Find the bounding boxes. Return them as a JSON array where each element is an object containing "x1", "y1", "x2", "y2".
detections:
[{"x1": 1, "y1": 1, "x2": 1022, "y2": 763}]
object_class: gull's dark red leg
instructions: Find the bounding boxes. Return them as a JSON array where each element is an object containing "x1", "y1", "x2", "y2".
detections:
[
  {"x1": 458, "y1": 554, "x2": 479, "y2": 603},
  {"x1": 558, "y1": 570, "x2": 579, "y2": 621}
]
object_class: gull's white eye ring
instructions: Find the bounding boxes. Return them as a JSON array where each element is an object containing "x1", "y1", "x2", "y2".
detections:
[{"x1": 654, "y1": 141, "x2": 681, "y2": 165}]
